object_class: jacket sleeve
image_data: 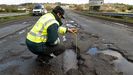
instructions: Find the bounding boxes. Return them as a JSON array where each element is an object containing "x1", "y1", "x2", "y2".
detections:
[
  {"x1": 46, "y1": 23, "x2": 59, "y2": 46},
  {"x1": 58, "y1": 26, "x2": 67, "y2": 35}
]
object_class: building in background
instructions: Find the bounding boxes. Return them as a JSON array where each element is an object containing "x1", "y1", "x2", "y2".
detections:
[
  {"x1": 89, "y1": 0, "x2": 104, "y2": 6},
  {"x1": 89, "y1": 0, "x2": 104, "y2": 11}
]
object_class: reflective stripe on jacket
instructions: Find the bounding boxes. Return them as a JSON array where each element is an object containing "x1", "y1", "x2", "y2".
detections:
[{"x1": 26, "y1": 13, "x2": 67, "y2": 43}]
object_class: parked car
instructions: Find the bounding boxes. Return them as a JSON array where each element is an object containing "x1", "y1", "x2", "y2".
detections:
[{"x1": 32, "y1": 4, "x2": 47, "y2": 16}]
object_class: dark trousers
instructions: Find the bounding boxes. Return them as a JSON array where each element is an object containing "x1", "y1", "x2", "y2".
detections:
[{"x1": 26, "y1": 39, "x2": 65, "y2": 59}]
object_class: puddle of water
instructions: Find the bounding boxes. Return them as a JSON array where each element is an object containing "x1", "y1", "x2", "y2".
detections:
[
  {"x1": 113, "y1": 22, "x2": 127, "y2": 27},
  {"x1": 18, "y1": 30, "x2": 25, "y2": 35},
  {"x1": 22, "y1": 22, "x2": 27, "y2": 24},
  {"x1": 101, "y1": 50, "x2": 133, "y2": 75},
  {"x1": 66, "y1": 24, "x2": 76, "y2": 28},
  {"x1": 74, "y1": 23, "x2": 78, "y2": 26},
  {"x1": 63, "y1": 49, "x2": 78, "y2": 73},
  {"x1": 66, "y1": 20, "x2": 80, "y2": 28},
  {"x1": 19, "y1": 37, "x2": 26, "y2": 46},
  {"x1": 69, "y1": 20, "x2": 75, "y2": 23},
  {"x1": 87, "y1": 47, "x2": 98, "y2": 55}
]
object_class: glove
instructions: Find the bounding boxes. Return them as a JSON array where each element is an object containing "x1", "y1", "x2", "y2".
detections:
[
  {"x1": 68, "y1": 28, "x2": 77, "y2": 33},
  {"x1": 54, "y1": 38, "x2": 60, "y2": 45}
]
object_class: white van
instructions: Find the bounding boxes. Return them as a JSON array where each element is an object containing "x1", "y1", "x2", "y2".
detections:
[{"x1": 32, "y1": 4, "x2": 47, "y2": 16}]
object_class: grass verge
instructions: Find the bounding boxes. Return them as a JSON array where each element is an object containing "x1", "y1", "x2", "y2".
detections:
[
  {"x1": 0, "y1": 14, "x2": 31, "y2": 25},
  {"x1": 74, "y1": 10, "x2": 133, "y2": 24}
]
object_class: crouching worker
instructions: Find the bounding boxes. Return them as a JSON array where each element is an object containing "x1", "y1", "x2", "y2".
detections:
[{"x1": 26, "y1": 6, "x2": 77, "y2": 64}]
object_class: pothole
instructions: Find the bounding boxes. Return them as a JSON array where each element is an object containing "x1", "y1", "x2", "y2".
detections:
[
  {"x1": 18, "y1": 37, "x2": 26, "y2": 46},
  {"x1": 63, "y1": 49, "x2": 78, "y2": 73},
  {"x1": 65, "y1": 20, "x2": 80, "y2": 28},
  {"x1": 101, "y1": 50, "x2": 133, "y2": 75},
  {"x1": 66, "y1": 24, "x2": 76, "y2": 28},
  {"x1": 86, "y1": 46, "x2": 133, "y2": 75},
  {"x1": 86, "y1": 47, "x2": 99, "y2": 55}
]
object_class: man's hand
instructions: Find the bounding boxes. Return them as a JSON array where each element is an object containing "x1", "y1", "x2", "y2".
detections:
[{"x1": 68, "y1": 28, "x2": 77, "y2": 33}]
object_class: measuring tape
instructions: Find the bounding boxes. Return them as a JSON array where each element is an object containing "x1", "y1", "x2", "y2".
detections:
[{"x1": 73, "y1": 33, "x2": 78, "y2": 54}]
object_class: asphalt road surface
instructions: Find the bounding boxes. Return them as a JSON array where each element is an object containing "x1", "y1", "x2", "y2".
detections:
[
  {"x1": 0, "y1": 10, "x2": 133, "y2": 75},
  {"x1": 66, "y1": 10, "x2": 133, "y2": 62}
]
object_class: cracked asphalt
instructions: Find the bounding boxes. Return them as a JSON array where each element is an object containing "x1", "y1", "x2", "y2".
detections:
[{"x1": 0, "y1": 10, "x2": 133, "y2": 75}]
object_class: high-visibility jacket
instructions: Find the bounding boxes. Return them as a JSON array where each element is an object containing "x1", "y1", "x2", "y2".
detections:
[{"x1": 26, "y1": 13, "x2": 67, "y2": 43}]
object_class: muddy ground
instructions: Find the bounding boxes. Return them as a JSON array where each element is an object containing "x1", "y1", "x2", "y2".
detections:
[
  {"x1": 62, "y1": 27, "x2": 122, "y2": 75},
  {"x1": 0, "y1": 15, "x2": 124, "y2": 75}
]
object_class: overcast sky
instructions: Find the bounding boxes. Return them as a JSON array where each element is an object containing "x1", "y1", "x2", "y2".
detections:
[{"x1": 0, "y1": 0, "x2": 133, "y2": 5}]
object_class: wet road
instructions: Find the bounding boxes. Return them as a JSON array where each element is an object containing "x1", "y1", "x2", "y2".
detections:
[
  {"x1": 66, "y1": 10, "x2": 133, "y2": 62},
  {"x1": 101, "y1": 50, "x2": 133, "y2": 75},
  {"x1": 0, "y1": 16, "x2": 66, "y2": 75},
  {"x1": 0, "y1": 11, "x2": 132, "y2": 75}
]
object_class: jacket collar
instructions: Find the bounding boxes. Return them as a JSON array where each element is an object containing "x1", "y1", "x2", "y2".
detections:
[{"x1": 51, "y1": 12, "x2": 63, "y2": 26}]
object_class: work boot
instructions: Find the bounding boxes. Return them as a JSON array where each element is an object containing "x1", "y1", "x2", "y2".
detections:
[{"x1": 36, "y1": 55, "x2": 53, "y2": 65}]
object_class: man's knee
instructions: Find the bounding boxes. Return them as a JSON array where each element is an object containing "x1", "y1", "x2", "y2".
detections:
[{"x1": 53, "y1": 44, "x2": 65, "y2": 55}]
